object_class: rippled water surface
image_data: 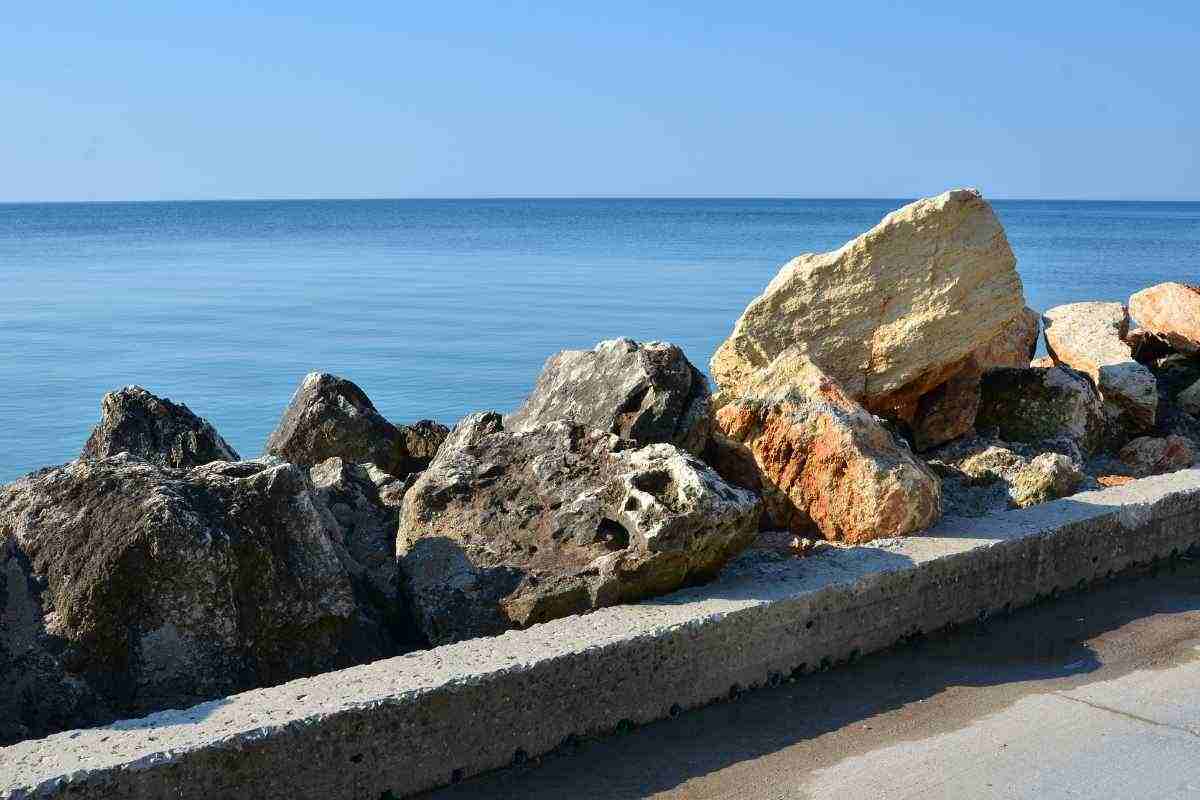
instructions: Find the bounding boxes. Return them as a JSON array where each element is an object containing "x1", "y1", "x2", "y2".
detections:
[{"x1": 2, "y1": 198, "x2": 1198, "y2": 482}]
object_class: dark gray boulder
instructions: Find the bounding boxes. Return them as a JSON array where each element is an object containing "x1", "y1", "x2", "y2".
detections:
[
  {"x1": 975, "y1": 366, "x2": 1107, "y2": 456},
  {"x1": 0, "y1": 454, "x2": 404, "y2": 745},
  {"x1": 397, "y1": 412, "x2": 761, "y2": 646},
  {"x1": 506, "y1": 338, "x2": 712, "y2": 455},
  {"x1": 264, "y1": 372, "x2": 448, "y2": 477},
  {"x1": 81, "y1": 385, "x2": 239, "y2": 468}
]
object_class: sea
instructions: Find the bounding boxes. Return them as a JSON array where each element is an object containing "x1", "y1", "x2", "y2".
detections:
[{"x1": 2, "y1": 198, "x2": 1198, "y2": 483}]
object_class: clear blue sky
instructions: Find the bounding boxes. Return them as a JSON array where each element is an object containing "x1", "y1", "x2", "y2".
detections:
[{"x1": 3, "y1": 1, "x2": 1197, "y2": 201}]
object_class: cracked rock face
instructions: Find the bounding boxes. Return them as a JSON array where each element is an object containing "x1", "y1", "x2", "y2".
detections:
[
  {"x1": 265, "y1": 372, "x2": 448, "y2": 477},
  {"x1": 1042, "y1": 302, "x2": 1157, "y2": 432},
  {"x1": 397, "y1": 413, "x2": 761, "y2": 646},
  {"x1": 506, "y1": 338, "x2": 711, "y2": 456},
  {"x1": 1129, "y1": 282, "x2": 1200, "y2": 354},
  {"x1": 709, "y1": 189, "x2": 1025, "y2": 428},
  {"x1": 707, "y1": 349, "x2": 941, "y2": 544},
  {"x1": 0, "y1": 455, "x2": 400, "y2": 745},
  {"x1": 81, "y1": 385, "x2": 239, "y2": 469}
]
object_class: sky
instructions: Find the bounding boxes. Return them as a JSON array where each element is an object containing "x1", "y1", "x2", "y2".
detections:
[{"x1": 2, "y1": 1, "x2": 1197, "y2": 201}]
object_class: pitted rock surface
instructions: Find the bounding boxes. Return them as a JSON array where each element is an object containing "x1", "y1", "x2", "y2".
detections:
[
  {"x1": 506, "y1": 338, "x2": 711, "y2": 455},
  {"x1": 81, "y1": 385, "x2": 239, "y2": 468},
  {"x1": 397, "y1": 412, "x2": 761, "y2": 645},
  {"x1": 975, "y1": 366, "x2": 1106, "y2": 456},
  {"x1": 1129, "y1": 282, "x2": 1200, "y2": 354}
]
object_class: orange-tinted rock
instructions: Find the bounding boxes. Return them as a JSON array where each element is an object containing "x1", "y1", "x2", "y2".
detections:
[
  {"x1": 1129, "y1": 283, "x2": 1200, "y2": 354},
  {"x1": 1118, "y1": 435, "x2": 1197, "y2": 477},
  {"x1": 709, "y1": 350, "x2": 940, "y2": 543}
]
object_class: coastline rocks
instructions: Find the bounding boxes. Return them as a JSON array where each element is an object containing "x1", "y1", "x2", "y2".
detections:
[
  {"x1": 1129, "y1": 283, "x2": 1200, "y2": 354},
  {"x1": 1009, "y1": 453, "x2": 1084, "y2": 509},
  {"x1": 1180, "y1": 379, "x2": 1200, "y2": 416},
  {"x1": 397, "y1": 413, "x2": 760, "y2": 646},
  {"x1": 264, "y1": 372, "x2": 448, "y2": 477},
  {"x1": 0, "y1": 455, "x2": 398, "y2": 743},
  {"x1": 1042, "y1": 302, "x2": 1157, "y2": 431},
  {"x1": 710, "y1": 189, "x2": 1025, "y2": 438},
  {"x1": 1118, "y1": 435, "x2": 1197, "y2": 477},
  {"x1": 81, "y1": 386, "x2": 239, "y2": 468},
  {"x1": 708, "y1": 350, "x2": 940, "y2": 543},
  {"x1": 974, "y1": 367, "x2": 1106, "y2": 456},
  {"x1": 506, "y1": 338, "x2": 710, "y2": 455}
]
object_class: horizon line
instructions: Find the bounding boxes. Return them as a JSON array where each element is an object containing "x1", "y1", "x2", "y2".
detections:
[{"x1": 4, "y1": 194, "x2": 1200, "y2": 205}]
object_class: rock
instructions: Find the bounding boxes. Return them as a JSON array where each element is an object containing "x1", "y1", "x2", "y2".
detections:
[
  {"x1": 1129, "y1": 283, "x2": 1200, "y2": 354},
  {"x1": 81, "y1": 386, "x2": 239, "y2": 468},
  {"x1": 397, "y1": 413, "x2": 761, "y2": 646},
  {"x1": 1180, "y1": 379, "x2": 1200, "y2": 416},
  {"x1": 265, "y1": 372, "x2": 448, "y2": 477},
  {"x1": 1118, "y1": 435, "x2": 1197, "y2": 477},
  {"x1": 975, "y1": 367, "x2": 1106, "y2": 456},
  {"x1": 308, "y1": 458, "x2": 411, "y2": 643},
  {"x1": 975, "y1": 306, "x2": 1042, "y2": 369},
  {"x1": 506, "y1": 338, "x2": 710, "y2": 455},
  {"x1": 1126, "y1": 327, "x2": 1175, "y2": 364},
  {"x1": 708, "y1": 349, "x2": 940, "y2": 543},
  {"x1": 957, "y1": 445, "x2": 1027, "y2": 485},
  {"x1": 0, "y1": 454, "x2": 400, "y2": 743},
  {"x1": 1150, "y1": 354, "x2": 1200, "y2": 402},
  {"x1": 1042, "y1": 302, "x2": 1157, "y2": 431},
  {"x1": 710, "y1": 189, "x2": 1026, "y2": 426},
  {"x1": 1009, "y1": 453, "x2": 1083, "y2": 508}
]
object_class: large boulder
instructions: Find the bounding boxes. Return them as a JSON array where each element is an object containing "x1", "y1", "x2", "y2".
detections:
[
  {"x1": 397, "y1": 413, "x2": 760, "y2": 646},
  {"x1": 974, "y1": 366, "x2": 1107, "y2": 456},
  {"x1": 81, "y1": 386, "x2": 239, "y2": 468},
  {"x1": 708, "y1": 349, "x2": 941, "y2": 543},
  {"x1": 1129, "y1": 283, "x2": 1200, "y2": 354},
  {"x1": 264, "y1": 372, "x2": 448, "y2": 477},
  {"x1": 1042, "y1": 302, "x2": 1157, "y2": 431},
  {"x1": 0, "y1": 455, "x2": 402, "y2": 744},
  {"x1": 710, "y1": 189, "x2": 1026, "y2": 437},
  {"x1": 506, "y1": 338, "x2": 710, "y2": 455}
]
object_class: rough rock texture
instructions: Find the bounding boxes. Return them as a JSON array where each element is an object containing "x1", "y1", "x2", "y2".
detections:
[
  {"x1": 1181, "y1": 379, "x2": 1200, "y2": 417},
  {"x1": 927, "y1": 439, "x2": 1090, "y2": 516},
  {"x1": 707, "y1": 349, "x2": 940, "y2": 543},
  {"x1": 1127, "y1": 327, "x2": 1175, "y2": 364},
  {"x1": 264, "y1": 372, "x2": 448, "y2": 477},
  {"x1": 710, "y1": 189, "x2": 1025, "y2": 427},
  {"x1": 1009, "y1": 453, "x2": 1084, "y2": 509},
  {"x1": 0, "y1": 455, "x2": 400, "y2": 745},
  {"x1": 81, "y1": 386, "x2": 239, "y2": 468},
  {"x1": 1042, "y1": 302, "x2": 1157, "y2": 431},
  {"x1": 1129, "y1": 283, "x2": 1200, "y2": 354},
  {"x1": 397, "y1": 413, "x2": 761, "y2": 646},
  {"x1": 308, "y1": 458, "x2": 411, "y2": 644},
  {"x1": 506, "y1": 338, "x2": 711, "y2": 455},
  {"x1": 1118, "y1": 435, "x2": 1197, "y2": 478},
  {"x1": 974, "y1": 367, "x2": 1106, "y2": 456},
  {"x1": 973, "y1": 307, "x2": 1042, "y2": 370}
]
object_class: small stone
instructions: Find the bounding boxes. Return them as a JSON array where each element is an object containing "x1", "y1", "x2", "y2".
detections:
[
  {"x1": 1118, "y1": 435, "x2": 1197, "y2": 477},
  {"x1": 1009, "y1": 453, "x2": 1083, "y2": 508}
]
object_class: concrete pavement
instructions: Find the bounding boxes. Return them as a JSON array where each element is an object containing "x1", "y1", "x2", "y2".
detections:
[{"x1": 423, "y1": 559, "x2": 1200, "y2": 799}]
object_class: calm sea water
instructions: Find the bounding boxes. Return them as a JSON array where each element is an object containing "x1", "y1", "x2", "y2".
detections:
[{"x1": 2, "y1": 199, "x2": 1197, "y2": 483}]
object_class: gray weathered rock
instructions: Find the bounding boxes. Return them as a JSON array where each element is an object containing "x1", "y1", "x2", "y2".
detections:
[
  {"x1": 506, "y1": 338, "x2": 711, "y2": 455},
  {"x1": 1042, "y1": 302, "x2": 1157, "y2": 431},
  {"x1": 0, "y1": 454, "x2": 401, "y2": 745},
  {"x1": 1181, "y1": 379, "x2": 1200, "y2": 417},
  {"x1": 81, "y1": 386, "x2": 239, "y2": 468},
  {"x1": 397, "y1": 413, "x2": 761, "y2": 646},
  {"x1": 1009, "y1": 453, "x2": 1084, "y2": 508},
  {"x1": 264, "y1": 372, "x2": 448, "y2": 477},
  {"x1": 927, "y1": 440, "x2": 1087, "y2": 516},
  {"x1": 975, "y1": 366, "x2": 1106, "y2": 456}
]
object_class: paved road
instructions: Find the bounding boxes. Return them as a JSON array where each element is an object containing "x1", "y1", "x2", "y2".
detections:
[{"x1": 422, "y1": 559, "x2": 1200, "y2": 799}]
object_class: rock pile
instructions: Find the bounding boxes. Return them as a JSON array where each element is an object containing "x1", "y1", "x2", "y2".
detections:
[{"x1": 4, "y1": 190, "x2": 1199, "y2": 747}]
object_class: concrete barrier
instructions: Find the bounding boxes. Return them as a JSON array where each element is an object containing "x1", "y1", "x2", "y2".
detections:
[{"x1": 4, "y1": 469, "x2": 1200, "y2": 799}]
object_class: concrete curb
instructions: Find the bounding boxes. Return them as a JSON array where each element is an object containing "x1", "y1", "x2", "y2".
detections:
[{"x1": 4, "y1": 469, "x2": 1200, "y2": 799}]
